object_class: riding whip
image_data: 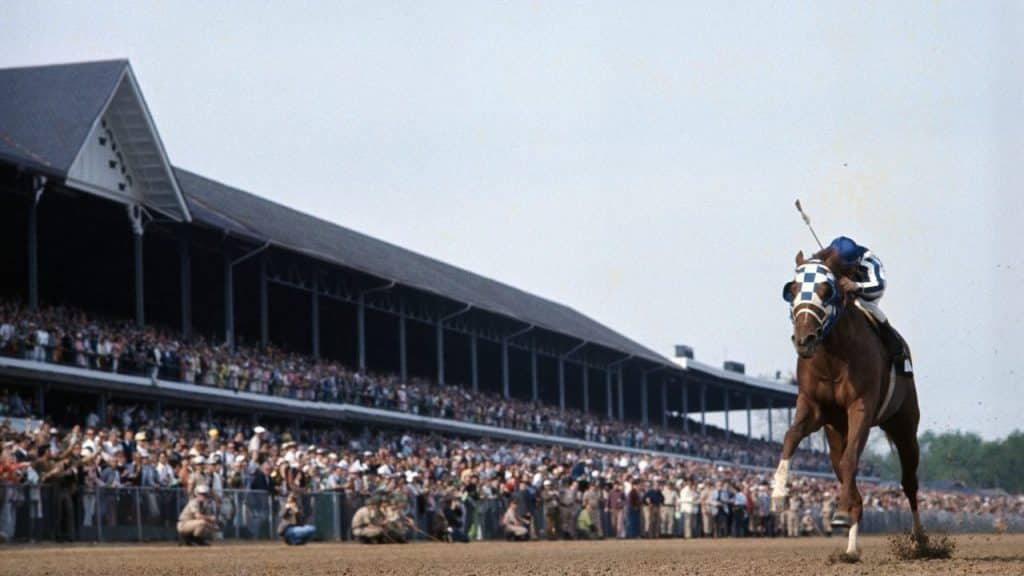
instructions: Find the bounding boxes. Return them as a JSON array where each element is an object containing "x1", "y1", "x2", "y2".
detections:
[{"x1": 794, "y1": 199, "x2": 825, "y2": 250}]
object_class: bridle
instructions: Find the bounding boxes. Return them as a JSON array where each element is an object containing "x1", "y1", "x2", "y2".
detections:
[{"x1": 785, "y1": 260, "x2": 843, "y2": 339}]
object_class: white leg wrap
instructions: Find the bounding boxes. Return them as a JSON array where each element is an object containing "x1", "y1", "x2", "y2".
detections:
[
  {"x1": 912, "y1": 510, "x2": 923, "y2": 536},
  {"x1": 846, "y1": 523, "x2": 859, "y2": 556},
  {"x1": 772, "y1": 459, "x2": 790, "y2": 498}
]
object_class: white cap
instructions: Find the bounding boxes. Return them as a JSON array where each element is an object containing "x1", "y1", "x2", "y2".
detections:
[
  {"x1": 253, "y1": 426, "x2": 266, "y2": 434},
  {"x1": 195, "y1": 484, "x2": 210, "y2": 495}
]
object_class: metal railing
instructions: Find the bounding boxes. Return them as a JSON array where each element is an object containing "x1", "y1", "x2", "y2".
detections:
[{"x1": 1, "y1": 484, "x2": 1019, "y2": 544}]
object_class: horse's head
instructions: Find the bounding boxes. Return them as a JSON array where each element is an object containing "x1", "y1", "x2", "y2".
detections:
[{"x1": 781, "y1": 250, "x2": 842, "y2": 358}]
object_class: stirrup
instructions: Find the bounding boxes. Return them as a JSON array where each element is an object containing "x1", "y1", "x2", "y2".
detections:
[{"x1": 894, "y1": 354, "x2": 913, "y2": 375}]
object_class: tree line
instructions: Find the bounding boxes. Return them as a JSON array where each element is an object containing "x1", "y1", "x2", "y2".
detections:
[{"x1": 864, "y1": 430, "x2": 1024, "y2": 494}]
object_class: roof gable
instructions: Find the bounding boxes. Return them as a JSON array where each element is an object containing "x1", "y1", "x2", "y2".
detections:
[
  {"x1": 0, "y1": 60, "x2": 190, "y2": 221},
  {"x1": 0, "y1": 60, "x2": 127, "y2": 174}
]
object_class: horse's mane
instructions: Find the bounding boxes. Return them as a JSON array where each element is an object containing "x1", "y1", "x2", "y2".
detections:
[
  {"x1": 811, "y1": 247, "x2": 851, "y2": 277},
  {"x1": 812, "y1": 246, "x2": 837, "y2": 263}
]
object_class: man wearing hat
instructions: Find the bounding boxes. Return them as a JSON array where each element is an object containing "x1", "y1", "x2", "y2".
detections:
[
  {"x1": 382, "y1": 494, "x2": 410, "y2": 543},
  {"x1": 351, "y1": 495, "x2": 387, "y2": 543},
  {"x1": 177, "y1": 484, "x2": 217, "y2": 546}
]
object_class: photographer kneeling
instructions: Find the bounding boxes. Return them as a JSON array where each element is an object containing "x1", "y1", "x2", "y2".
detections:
[
  {"x1": 502, "y1": 500, "x2": 530, "y2": 541},
  {"x1": 278, "y1": 493, "x2": 317, "y2": 545},
  {"x1": 177, "y1": 485, "x2": 218, "y2": 546}
]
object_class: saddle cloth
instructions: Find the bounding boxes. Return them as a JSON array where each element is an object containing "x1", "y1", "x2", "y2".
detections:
[{"x1": 853, "y1": 299, "x2": 910, "y2": 424}]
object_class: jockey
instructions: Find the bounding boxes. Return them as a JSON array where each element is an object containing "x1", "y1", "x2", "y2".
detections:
[{"x1": 828, "y1": 236, "x2": 911, "y2": 374}]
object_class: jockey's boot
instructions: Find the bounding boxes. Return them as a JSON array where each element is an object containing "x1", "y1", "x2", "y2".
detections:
[{"x1": 879, "y1": 321, "x2": 912, "y2": 375}]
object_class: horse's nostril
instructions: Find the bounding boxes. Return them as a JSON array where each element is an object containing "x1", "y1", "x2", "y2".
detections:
[{"x1": 799, "y1": 334, "x2": 816, "y2": 347}]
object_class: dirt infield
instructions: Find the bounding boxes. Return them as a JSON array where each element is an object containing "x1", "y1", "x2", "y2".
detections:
[{"x1": 3, "y1": 535, "x2": 1023, "y2": 576}]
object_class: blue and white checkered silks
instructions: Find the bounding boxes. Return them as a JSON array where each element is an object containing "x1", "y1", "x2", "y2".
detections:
[{"x1": 788, "y1": 260, "x2": 842, "y2": 337}]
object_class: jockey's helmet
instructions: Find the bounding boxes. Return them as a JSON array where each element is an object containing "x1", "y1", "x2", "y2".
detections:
[{"x1": 829, "y1": 236, "x2": 867, "y2": 266}]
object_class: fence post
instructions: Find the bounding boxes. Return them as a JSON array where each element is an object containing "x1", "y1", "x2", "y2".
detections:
[
  {"x1": 233, "y1": 492, "x2": 240, "y2": 539},
  {"x1": 135, "y1": 488, "x2": 143, "y2": 541},
  {"x1": 268, "y1": 494, "x2": 274, "y2": 540},
  {"x1": 96, "y1": 488, "x2": 104, "y2": 543},
  {"x1": 332, "y1": 493, "x2": 341, "y2": 541}
]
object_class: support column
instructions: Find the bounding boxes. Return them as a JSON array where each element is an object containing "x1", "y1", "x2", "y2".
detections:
[
  {"x1": 35, "y1": 386, "x2": 45, "y2": 419},
  {"x1": 398, "y1": 304, "x2": 407, "y2": 382},
  {"x1": 724, "y1": 389, "x2": 731, "y2": 440},
  {"x1": 311, "y1": 273, "x2": 320, "y2": 359},
  {"x1": 682, "y1": 381, "x2": 690, "y2": 433},
  {"x1": 259, "y1": 254, "x2": 268, "y2": 349},
  {"x1": 582, "y1": 364, "x2": 589, "y2": 413},
  {"x1": 155, "y1": 399, "x2": 163, "y2": 421},
  {"x1": 787, "y1": 406, "x2": 792, "y2": 427},
  {"x1": 558, "y1": 357, "x2": 566, "y2": 412},
  {"x1": 767, "y1": 398, "x2": 774, "y2": 442},
  {"x1": 357, "y1": 295, "x2": 366, "y2": 372},
  {"x1": 470, "y1": 334, "x2": 478, "y2": 393},
  {"x1": 179, "y1": 236, "x2": 192, "y2": 340},
  {"x1": 641, "y1": 372, "x2": 649, "y2": 425},
  {"x1": 531, "y1": 349, "x2": 538, "y2": 402},
  {"x1": 617, "y1": 367, "x2": 624, "y2": 421},
  {"x1": 605, "y1": 369, "x2": 613, "y2": 419},
  {"x1": 27, "y1": 190, "x2": 40, "y2": 311},
  {"x1": 97, "y1": 393, "x2": 108, "y2": 421},
  {"x1": 700, "y1": 383, "x2": 707, "y2": 436},
  {"x1": 436, "y1": 323, "x2": 445, "y2": 385},
  {"x1": 223, "y1": 253, "x2": 233, "y2": 348},
  {"x1": 501, "y1": 340, "x2": 510, "y2": 399},
  {"x1": 660, "y1": 379, "x2": 668, "y2": 428},
  {"x1": 131, "y1": 206, "x2": 145, "y2": 328},
  {"x1": 746, "y1": 393, "x2": 752, "y2": 442}
]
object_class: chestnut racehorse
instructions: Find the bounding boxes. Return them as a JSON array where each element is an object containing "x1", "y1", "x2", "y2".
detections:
[{"x1": 774, "y1": 249, "x2": 923, "y2": 557}]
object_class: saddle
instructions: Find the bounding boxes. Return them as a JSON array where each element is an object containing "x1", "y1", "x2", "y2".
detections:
[{"x1": 853, "y1": 300, "x2": 912, "y2": 425}]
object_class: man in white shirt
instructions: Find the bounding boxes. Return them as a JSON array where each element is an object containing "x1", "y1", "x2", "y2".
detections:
[
  {"x1": 248, "y1": 426, "x2": 265, "y2": 457},
  {"x1": 678, "y1": 479, "x2": 698, "y2": 539}
]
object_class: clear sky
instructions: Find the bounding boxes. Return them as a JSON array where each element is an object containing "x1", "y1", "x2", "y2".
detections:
[{"x1": 3, "y1": 2, "x2": 1021, "y2": 438}]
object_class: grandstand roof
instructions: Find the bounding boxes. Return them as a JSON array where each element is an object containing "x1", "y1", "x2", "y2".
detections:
[
  {"x1": 0, "y1": 59, "x2": 796, "y2": 400},
  {"x1": 177, "y1": 167, "x2": 669, "y2": 364}
]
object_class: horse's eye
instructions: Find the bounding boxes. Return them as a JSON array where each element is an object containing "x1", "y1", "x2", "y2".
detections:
[
  {"x1": 821, "y1": 283, "x2": 834, "y2": 302},
  {"x1": 781, "y1": 281, "x2": 796, "y2": 303}
]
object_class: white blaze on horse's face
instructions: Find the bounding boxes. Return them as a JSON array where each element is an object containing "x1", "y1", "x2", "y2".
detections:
[{"x1": 783, "y1": 260, "x2": 839, "y2": 358}]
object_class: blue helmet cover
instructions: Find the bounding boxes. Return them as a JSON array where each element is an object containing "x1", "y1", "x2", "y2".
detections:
[{"x1": 829, "y1": 236, "x2": 867, "y2": 265}]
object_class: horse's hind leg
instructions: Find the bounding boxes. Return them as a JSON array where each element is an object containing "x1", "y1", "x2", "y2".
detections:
[
  {"x1": 880, "y1": 389, "x2": 923, "y2": 537},
  {"x1": 772, "y1": 395, "x2": 822, "y2": 499}
]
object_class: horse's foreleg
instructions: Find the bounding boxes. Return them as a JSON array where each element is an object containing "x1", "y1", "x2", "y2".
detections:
[
  {"x1": 773, "y1": 396, "x2": 822, "y2": 499},
  {"x1": 838, "y1": 402, "x2": 871, "y2": 556}
]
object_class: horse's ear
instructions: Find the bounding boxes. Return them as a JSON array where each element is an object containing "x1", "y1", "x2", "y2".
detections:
[
  {"x1": 782, "y1": 281, "x2": 797, "y2": 303},
  {"x1": 795, "y1": 251, "x2": 806, "y2": 266}
]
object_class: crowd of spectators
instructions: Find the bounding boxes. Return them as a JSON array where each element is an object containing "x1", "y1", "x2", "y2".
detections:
[
  {"x1": 0, "y1": 300, "x2": 832, "y2": 472},
  {"x1": 1, "y1": 399, "x2": 1020, "y2": 544}
]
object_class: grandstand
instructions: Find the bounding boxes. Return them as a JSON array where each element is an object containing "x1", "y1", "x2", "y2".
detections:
[{"x1": 0, "y1": 59, "x2": 796, "y2": 449}]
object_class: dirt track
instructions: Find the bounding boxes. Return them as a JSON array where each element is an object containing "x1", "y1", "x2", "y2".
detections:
[{"x1": 2, "y1": 535, "x2": 1023, "y2": 576}]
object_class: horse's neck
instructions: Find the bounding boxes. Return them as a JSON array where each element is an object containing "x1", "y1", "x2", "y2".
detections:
[{"x1": 816, "y1": 307, "x2": 860, "y2": 371}]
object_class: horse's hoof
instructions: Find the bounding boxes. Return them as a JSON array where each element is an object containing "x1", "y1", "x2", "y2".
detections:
[{"x1": 831, "y1": 514, "x2": 852, "y2": 528}]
